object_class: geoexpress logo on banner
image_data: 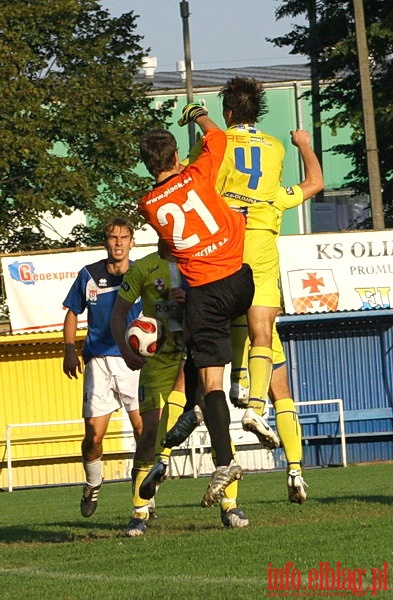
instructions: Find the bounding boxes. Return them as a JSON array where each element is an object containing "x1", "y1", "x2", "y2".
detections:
[
  {"x1": 1, "y1": 249, "x2": 105, "y2": 333},
  {"x1": 7, "y1": 260, "x2": 79, "y2": 286}
]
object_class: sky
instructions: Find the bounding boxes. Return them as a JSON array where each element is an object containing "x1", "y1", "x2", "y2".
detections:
[{"x1": 101, "y1": 0, "x2": 306, "y2": 72}]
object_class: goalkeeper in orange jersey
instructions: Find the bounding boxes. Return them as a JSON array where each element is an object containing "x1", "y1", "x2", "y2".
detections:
[{"x1": 119, "y1": 104, "x2": 255, "y2": 528}]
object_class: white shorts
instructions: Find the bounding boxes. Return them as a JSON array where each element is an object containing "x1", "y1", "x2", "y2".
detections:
[{"x1": 83, "y1": 356, "x2": 139, "y2": 418}]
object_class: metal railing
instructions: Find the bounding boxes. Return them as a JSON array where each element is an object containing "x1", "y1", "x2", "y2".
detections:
[{"x1": 4, "y1": 399, "x2": 347, "y2": 491}]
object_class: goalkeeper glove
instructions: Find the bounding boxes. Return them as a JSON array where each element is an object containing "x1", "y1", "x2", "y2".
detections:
[{"x1": 178, "y1": 103, "x2": 208, "y2": 127}]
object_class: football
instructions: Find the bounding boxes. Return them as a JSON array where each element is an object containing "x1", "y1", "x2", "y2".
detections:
[{"x1": 125, "y1": 316, "x2": 166, "y2": 357}]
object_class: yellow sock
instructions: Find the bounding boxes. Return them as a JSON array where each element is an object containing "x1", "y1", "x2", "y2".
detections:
[
  {"x1": 275, "y1": 398, "x2": 302, "y2": 472},
  {"x1": 221, "y1": 480, "x2": 238, "y2": 511},
  {"x1": 212, "y1": 442, "x2": 239, "y2": 511},
  {"x1": 230, "y1": 316, "x2": 250, "y2": 388},
  {"x1": 132, "y1": 459, "x2": 154, "y2": 516},
  {"x1": 248, "y1": 346, "x2": 273, "y2": 415},
  {"x1": 155, "y1": 390, "x2": 187, "y2": 461}
]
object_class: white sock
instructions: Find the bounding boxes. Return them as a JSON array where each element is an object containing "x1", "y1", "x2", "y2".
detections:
[{"x1": 83, "y1": 457, "x2": 102, "y2": 487}]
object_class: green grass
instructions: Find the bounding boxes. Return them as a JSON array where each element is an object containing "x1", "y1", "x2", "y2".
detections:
[{"x1": 1, "y1": 463, "x2": 392, "y2": 599}]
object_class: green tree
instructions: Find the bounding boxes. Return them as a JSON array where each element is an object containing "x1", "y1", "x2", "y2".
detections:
[
  {"x1": 0, "y1": 0, "x2": 173, "y2": 252},
  {"x1": 269, "y1": 0, "x2": 393, "y2": 226}
]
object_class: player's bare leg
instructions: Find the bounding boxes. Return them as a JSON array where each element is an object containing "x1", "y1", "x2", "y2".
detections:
[{"x1": 80, "y1": 414, "x2": 110, "y2": 517}]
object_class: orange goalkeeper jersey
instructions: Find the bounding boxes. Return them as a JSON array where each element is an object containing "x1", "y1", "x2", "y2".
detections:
[{"x1": 139, "y1": 128, "x2": 246, "y2": 287}]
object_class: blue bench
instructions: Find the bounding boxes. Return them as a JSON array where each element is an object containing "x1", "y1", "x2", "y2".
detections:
[
  {"x1": 268, "y1": 404, "x2": 393, "y2": 468},
  {"x1": 269, "y1": 406, "x2": 393, "y2": 437}
]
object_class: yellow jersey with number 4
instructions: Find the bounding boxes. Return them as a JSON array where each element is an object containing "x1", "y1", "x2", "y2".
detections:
[
  {"x1": 215, "y1": 124, "x2": 285, "y2": 231},
  {"x1": 186, "y1": 125, "x2": 304, "y2": 232}
]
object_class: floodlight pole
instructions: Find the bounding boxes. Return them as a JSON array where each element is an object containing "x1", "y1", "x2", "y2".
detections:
[
  {"x1": 308, "y1": 0, "x2": 324, "y2": 203},
  {"x1": 179, "y1": 0, "x2": 196, "y2": 149},
  {"x1": 353, "y1": 0, "x2": 384, "y2": 230}
]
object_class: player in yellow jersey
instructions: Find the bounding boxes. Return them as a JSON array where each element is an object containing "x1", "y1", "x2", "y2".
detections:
[
  {"x1": 139, "y1": 241, "x2": 250, "y2": 528},
  {"x1": 168, "y1": 80, "x2": 323, "y2": 502},
  {"x1": 217, "y1": 77, "x2": 323, "y2": 502},
  {"x1": 111, "y1": 245, "x2": 188, "y2": 537}
]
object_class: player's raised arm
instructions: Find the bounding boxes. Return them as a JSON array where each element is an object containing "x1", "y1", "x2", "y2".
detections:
[
  {"x1": 290, "y1": 129, "x2": 324, "y2": 201},
  {"x1": 178, "y1": 102, "x2": 219, "y2": 135}
]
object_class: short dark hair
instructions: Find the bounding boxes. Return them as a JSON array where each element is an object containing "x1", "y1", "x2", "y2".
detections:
[
  {"x1": 102, "y1": 217, "x2": 134, "y2": 240},
  {"x1": 139, "y1": 129, "x2": 177, "y2": 178},
  {"x1": 219, "y1": 76, "x2": 268, "y2": 125}
]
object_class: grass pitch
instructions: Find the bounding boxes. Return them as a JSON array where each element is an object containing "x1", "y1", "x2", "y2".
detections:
[{"x1": 1, "y1": 463, "x2": 392, "y2": 599}]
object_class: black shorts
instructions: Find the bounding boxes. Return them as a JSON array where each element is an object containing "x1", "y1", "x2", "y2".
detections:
[{"x1": 185, "y1": 264, "x2": 254, "y2": 368}]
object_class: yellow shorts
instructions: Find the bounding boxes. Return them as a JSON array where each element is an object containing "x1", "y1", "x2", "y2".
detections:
[
  {"x1": 243, "y1": 229, "x2": 281, "y2": 308},
  {"x1": 138, "y1": 351, "x2": 183, "y2": 414},
  {"x1": 230, "y1": 318, "x2": 286, "y2": 366},
  {"x1": 272, "y1": 321, "x2": 286, "y2": 366}
]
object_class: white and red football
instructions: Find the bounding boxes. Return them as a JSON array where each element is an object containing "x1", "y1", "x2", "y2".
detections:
[{"x1": 125, "y1": 316, "x2": 166, "y2": 357}]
